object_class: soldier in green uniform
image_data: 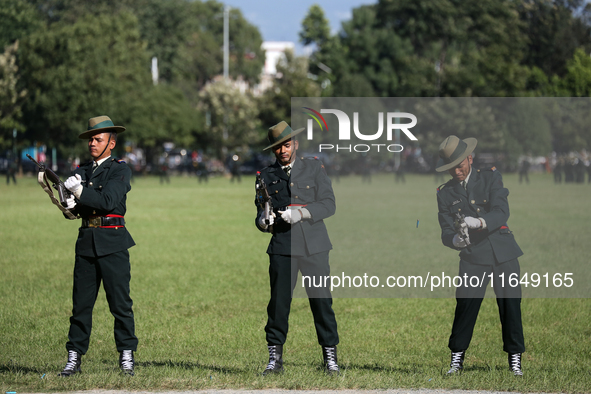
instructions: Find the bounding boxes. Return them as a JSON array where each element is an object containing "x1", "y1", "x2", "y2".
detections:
[
  {"x1": 255, "y1": 121, "x2": 340, "y2": 375},
  {"x1": 58, "y1": 116, "x2": 137, "y2": 376},
  {"x1": 435, "y1": 135, "x2": 525, "y2": 376}
]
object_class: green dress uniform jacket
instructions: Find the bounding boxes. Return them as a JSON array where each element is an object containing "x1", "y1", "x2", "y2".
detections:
[
  {"x1": 437, "y1": 167, "x2": 522, "y2": 265},
  {"x1": 436, "y1": 167, "x2": 525, "y2": 354},
  {"x1": 65, "y1": 157, "x2": 137, "y2": 354},
  {"x1": 71, "y1": 158, "x2": 136, "y2": 256},
  {"x1": 255, "y1": 156, "x2": 335, "y2": 257}
]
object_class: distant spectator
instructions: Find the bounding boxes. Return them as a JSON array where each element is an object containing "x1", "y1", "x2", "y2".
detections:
[
  {"x1": 6, "y1": 158, "x2": 17, "y2": 185},
  {"x1": 518, "y1": 155, "x2": 531, "y2": 184},
  {"x1": 553, "y1": 156, "x2": 563, "y2": 184}
]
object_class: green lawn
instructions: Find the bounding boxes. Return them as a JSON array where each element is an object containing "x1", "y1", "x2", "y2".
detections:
[{"x1": 1, "y1": 172, "x2": 590, "y2": 392}]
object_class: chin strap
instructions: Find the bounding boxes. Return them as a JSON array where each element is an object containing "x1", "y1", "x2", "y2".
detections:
[{"x1": 95, "y1": 133, "x2": 113, "y2": 162}]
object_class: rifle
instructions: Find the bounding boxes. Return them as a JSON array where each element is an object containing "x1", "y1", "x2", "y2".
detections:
[
  {"x1": 454, "y1": 212, "x2": 471, "y2": 246},
  {"x1": 26, "y1": 154, "x2": 73, "y2": 208},
  {"x1": 255, "y1": 171, "x2": 273, "y2": 232}
]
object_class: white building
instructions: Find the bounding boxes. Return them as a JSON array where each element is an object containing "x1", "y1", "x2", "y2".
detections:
[{"x1": 253, "y1": 41, "x2": 295, "y2": 95}]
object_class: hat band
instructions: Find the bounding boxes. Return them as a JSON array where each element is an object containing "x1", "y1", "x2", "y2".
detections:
[
  {"x1": 89, "y1": 119, "x2": 115, "y2": 131},
  {"x1": 270, "y1": 125, "x2": 293, "y2": 144},
  {"x1": 441, "y1": 140, "x2": 468, "y2": 164}
]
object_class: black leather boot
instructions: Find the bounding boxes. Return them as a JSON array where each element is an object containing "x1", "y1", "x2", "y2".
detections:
[
  {"x1": 119, "y1": 350, "x2": 135, "y2": 376},
  {"x1": 508, "y1": 353, "x2": 523, "y2": 376},
  {"x1": 322, "y1": 345, "x2": 340, "y2": 375},
  {"x1": 58, "y1": 350, "x2": 82, "y2": 377},
  {"x1": 262, "y1": 344, "x2": 284, "y2": 375},
  {"x1": 446, "y1": 350, "x2": 465, "y2": 375}
]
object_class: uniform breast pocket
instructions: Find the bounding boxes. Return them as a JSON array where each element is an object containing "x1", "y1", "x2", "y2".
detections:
[
  {"x1": 471, "y1": 198, "x2": 490, "y2": 215},
  {"x1": 268, "y1": 181, "x2": 288, "y2": 205},
  {"x1": 448, "y1": 199, "x2": 465, "y2": 214},
  {"x1": 293, "y1": 179, "x2": 316, "y2": 202}
]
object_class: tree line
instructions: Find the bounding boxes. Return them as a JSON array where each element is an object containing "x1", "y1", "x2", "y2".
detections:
[
  {"x1": 1, "y1": 0, "x2": 591, "y2": 170},
  {"x1": 301, "y1": 0, "x2": 591, "y2": 158}
]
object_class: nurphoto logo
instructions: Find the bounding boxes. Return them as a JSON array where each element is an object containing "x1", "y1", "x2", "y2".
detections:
[{"x1": 303, "y1": 107, "x2": 418, "y2": 153}]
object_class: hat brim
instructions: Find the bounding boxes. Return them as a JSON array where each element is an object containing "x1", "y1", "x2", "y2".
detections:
[
  {"x1": 263, "y1": 127, "x2": 305, "y2": 151},
  {"x1": 435, "y1": 138, "x2": 477, "y2": 172},
  {"x1": 78, "y1": 126, "x2": 126, "y2": 139}
]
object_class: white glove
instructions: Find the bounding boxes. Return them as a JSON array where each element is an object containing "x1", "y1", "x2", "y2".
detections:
[
  {"x1": 64, "y1": 174, "x2": 83, "y2": 196},
  {"x1": 453, "y1": 233, "x2": 469, "y2": 249},
  {"x1": 279, "y1": 209, "x2": 302, "y2": 224},
  {"x1": 258, "y1": 211, "x2": 275, "y2": 229},
  {"x1": 464, "y1": 216, "x2": 485, "y2": 229},
  {"x1": 65, "y1": 195, "x2": 77, "y2": 209}
]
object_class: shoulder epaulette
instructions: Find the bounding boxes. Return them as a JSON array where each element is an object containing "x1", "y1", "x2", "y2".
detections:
[
  {"x1": 111, "y1": 158, "x2": 126, "y2": 164},
  {"x1": 437, "y1": 183, "x2": 446, "y2": 193}
]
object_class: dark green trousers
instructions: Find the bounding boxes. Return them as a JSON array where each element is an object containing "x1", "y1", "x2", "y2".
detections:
[
  {"x1": 449, "y1": 258, "x2": 525, "y2": 354},
  {"x1": 66, "y1": 250, "x2": 138, "y2": 354},
  {"x1": 265, "y1": 252, "x2": 339, "y2": 346}
]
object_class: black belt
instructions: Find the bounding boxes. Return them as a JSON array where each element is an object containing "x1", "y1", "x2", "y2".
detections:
[{"x1": 81, "y1": 216, "x2": 125, "y2": 228}]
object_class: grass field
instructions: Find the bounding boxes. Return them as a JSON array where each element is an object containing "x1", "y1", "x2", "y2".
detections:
[{"x1": 1, "y1": 171, "x2": 590, "y2": 393}]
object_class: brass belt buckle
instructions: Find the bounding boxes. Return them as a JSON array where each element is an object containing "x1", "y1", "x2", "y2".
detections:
[{"x1": 88, "y1": 217, "x2": 101, "y2": 228}]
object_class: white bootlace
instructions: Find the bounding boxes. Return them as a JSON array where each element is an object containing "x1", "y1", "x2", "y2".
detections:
[
  {"x1": 64, "y1": 350, "x2": 79, "y2": 371},
  {"x1": 121, "y1": 350, "x2": 134, "y2": 370},
  {"x1": 510, "y1": 353, "x2": 523, "y2": 376},
  {"x1": 447, "y1": 351, "x2": 464, "y2": 374},
  {"x1": 324, "y1": 347, "x2": 339, "y2": 371},
  {"x1": 266, "y1": 346, "x2": 277, "y2": 370}
]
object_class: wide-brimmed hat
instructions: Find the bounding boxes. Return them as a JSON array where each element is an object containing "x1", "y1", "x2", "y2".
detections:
[
  {"x1": 263, "y1": 121, "x2": 304, "y2": 151},
  {"x1": 435, "y1": 135, "x2": 478, "y2": 172},
  {"x1": 78, "y1": 116, "x2": 126, "y2": 139}
]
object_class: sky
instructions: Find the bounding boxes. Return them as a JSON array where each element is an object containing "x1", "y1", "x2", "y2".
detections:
[{"x1": 223, "y1": 0, "x2": 376, "y2": 54}]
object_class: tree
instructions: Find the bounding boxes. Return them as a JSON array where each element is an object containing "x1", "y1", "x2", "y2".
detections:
[
  {"x1": 305, "y1": 0, "x2": 563, "y2": 98},
  {"x1": 558, "y1": 48, "x2": 591, "y2": 97},
  {"x1": 542, "y1": 50, "x2": 591, "y2": 152},
  {"x1": 258, "y1": 49, "x2": 321, "y2": 132},
  {"x1": 0, "y1": 0, "x2": 43, "y2": 49},
  {"x1": 19, "y1": 11, "x2": 197, "y2": 157},
  {"x1": 24, "y1": 0, "x2": 266, "y2": 89},
  {"x1": 518, "y1": 0, "x2": 591, "y2": 78},
  {"x1": 19, "y1": 12, "x2": 149, "y2": 148},
  {"x1": 135, "y1": 0, "x2": 265, "y2": 88},
  {"x1": 299, "y1": 4, "x2": 331, "y2": 47},
  {"x1": 0, "y1": 40, "x2": 27, "y2": 148},
  {"x1": 198, "y1": 80, "x2": 261, "y2": 158}
]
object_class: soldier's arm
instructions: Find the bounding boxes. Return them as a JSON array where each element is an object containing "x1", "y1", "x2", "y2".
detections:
[
  {"x1": 304, "y1": 161, "x2": 335, "y2": 223},
  {"x1": 437, "y1": 190, "x2": 458, "y2": 249},
  {"x1": 479, "y1": 171, "x2": 510, "y2": 232},
  {"x1": 77, "y1": 163, "x2": 131, "y2": 212}
]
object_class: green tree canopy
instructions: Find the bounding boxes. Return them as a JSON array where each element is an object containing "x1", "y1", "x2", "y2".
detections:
[
  {"x1": 0, "y1": 0, "x2": 43, "y2": 49},
  {"x1": 299, "y1": 4, "x2": 331, "y2": 47},
  {"x1": 198, "y1": 79, "x2": 261, "y2": 158},
  {"x1": 258, "y1": 49, "x2": 321, "y2": 130},
  {"x1": 19, "y1": 11, "x2": 197, "y2": 157},
  {"x1": 0, "y1": 40, "x2": 27, "y2": 147}
]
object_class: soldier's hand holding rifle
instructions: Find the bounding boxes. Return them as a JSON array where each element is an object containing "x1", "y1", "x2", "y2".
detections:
[
  {"x1": 258, "y1": 211, "x2": 276, "y2": 228},
  {"x1": 255, "y1": 171, "x2": 275, "y2": 231},
  {"x1": 453, "y1": 213, "x2": 471, "y2": 248},
  {"x1": 64, "y1": 174, "x2": 83, "y2": 196}
]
